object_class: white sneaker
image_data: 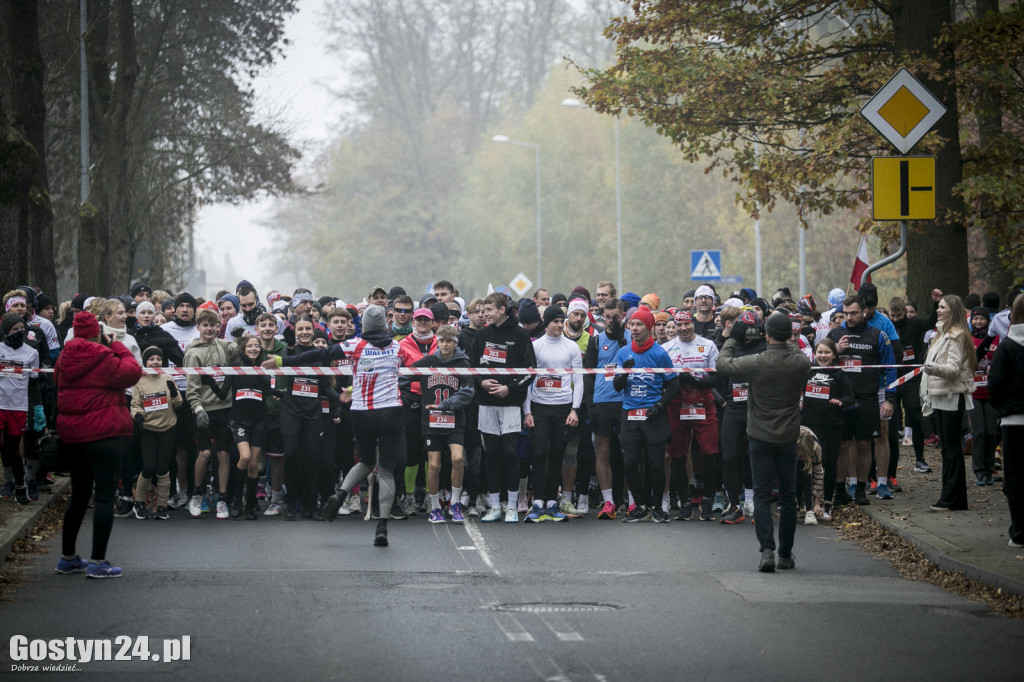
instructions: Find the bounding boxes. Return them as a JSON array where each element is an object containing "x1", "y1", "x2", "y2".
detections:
[
  {"x1": 577, "y1": 496, "x2": 590, "y2": 515},
  {"x1": 742, "y1": 500, "x2": 754, "y2": 518},
  {"x1": 216, "y1": 501, "x2": 229, "y2": 519},
  {"x1": 804, "y1": 510, "x2": 818, "y2": 525},
  {"x1": 467, "y1": 504, "x2": 481, "y2": 518},
  {"x1": 263, "y1": 501, "x2": 281, "y2": 516},
  {"x1": 504, "y1": 507, "x2": 519, "y2": 523},
  {"x1": 188, "y1": 495, "x2": 203, "y2": 518},
  {"x1": 348, "y1": 495, "x2": 362, "y2": 514},
  {"x1": 460, "y1": 491, "x2": 471, "y2": 508},
  {"x1": 167, "y1": 491, "x2": 186, "y2": 509},
  {"x1": 517, "y1": 497, "x2": 529, "y2": 513},
  {"x1": 481, "y1": 506, "x2": 502, "y2": 522}
]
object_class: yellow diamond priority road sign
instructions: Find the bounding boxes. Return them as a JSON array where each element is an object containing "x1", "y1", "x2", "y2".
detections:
[
  {"x1": 509, "y1": 272, "x2": 533, "y2": 298},
  {"x1": 861, "y1": 69, "x2": 946, "y2": 154},
  {"x1": 872, "y1": 157, "x2": 936, "y2": 220}
]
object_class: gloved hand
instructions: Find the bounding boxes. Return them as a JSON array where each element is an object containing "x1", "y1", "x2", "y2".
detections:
[
  {"x1": 646, "y1": 402, "x2": 662, "y2": 420},
  {"x1": 32, "y1": 405, "x2": 46, "y2": 431},
  {"x1": 166, "y1": 380, "x2": 179, "y2": 398},
  {"x1": 195, "y1": 408, "x2": 210, "y2": 430},
  {"x1": 622, "y1": 358, "x2": 636, "y2": 369},
  {"x1": 200, "y1": 374, "x2": 216, "y2": 386},
  {"x1": 134, "y1": 412, "x2": 145, "y2": 426}
]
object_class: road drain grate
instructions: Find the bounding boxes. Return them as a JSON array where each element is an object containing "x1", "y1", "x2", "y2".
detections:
[{"x1": 493, "y1": 602, "x2": 620, "y2": 613}]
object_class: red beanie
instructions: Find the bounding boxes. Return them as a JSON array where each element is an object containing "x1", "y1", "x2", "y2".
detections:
[
  {"x1": 73, "y1": 311, "x2": 101, "y2": 339},
  {"x1": 632, "y1": 307, "x2": 655, "y2": 332}
]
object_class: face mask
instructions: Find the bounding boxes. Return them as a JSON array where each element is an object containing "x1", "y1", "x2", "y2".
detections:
[{"x1": 4, "y1": 330, "x2": 25, "y2": 350}]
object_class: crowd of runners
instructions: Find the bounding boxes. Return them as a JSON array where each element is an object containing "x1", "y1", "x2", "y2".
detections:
[{"x1": 1, "y1": 275, "x2": 1022, "y2": 575}]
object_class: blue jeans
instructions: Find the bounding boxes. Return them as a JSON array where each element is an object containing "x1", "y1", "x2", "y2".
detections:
[{"x1": 749, "y1": 437, "x2": 798, "y2": 557}]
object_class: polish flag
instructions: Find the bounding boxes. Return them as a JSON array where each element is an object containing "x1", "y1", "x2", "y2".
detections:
[{"x1": 850, "y1": 236, "x2": 871, "y2": 287}]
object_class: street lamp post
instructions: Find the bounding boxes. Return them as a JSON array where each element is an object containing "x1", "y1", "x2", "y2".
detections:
[
  {"x1": 492, "y1": 135, "x2": 542, "y2": 289},
  {"x1": 561, "y1": 98, "x2": 623, "y2": 293}
]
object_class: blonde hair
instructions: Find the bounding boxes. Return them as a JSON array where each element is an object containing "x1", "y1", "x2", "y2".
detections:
[
  {"x1": 935, "y1": 294, "x2": 977, "y2": 372},
  {"x1": 99, "y1": 298, "x2": 125, "y2": 325}
]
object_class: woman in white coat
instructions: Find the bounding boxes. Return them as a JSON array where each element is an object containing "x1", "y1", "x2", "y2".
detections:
[{"x1": 921, "y1": 294, "x2": 977, "y2": 511}]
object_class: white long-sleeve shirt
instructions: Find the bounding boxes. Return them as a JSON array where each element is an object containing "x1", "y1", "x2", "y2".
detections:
[{"x1": 525, "y1": 333, "x2": 583, "y2": 413}]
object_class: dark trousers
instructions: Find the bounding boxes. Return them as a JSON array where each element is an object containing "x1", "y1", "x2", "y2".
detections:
[
  {"x1": 620, "y1": 411, "x2": 669, "y2": 508},
  {"x1": 933, "y1": 397, "x2": 969, "y2": 509},
  {"x1": 62, "y1": 438, "x2": 121, "y2": 561},
  {"x1": 969, "y1": 397, "x2": 998, "y2": 476},
  {"x1": 749, "y1": 437, "x2": 797, "y2": 557},
  {"x1": 139, "y1": 428, "x2": 174, "y2": 479},
  {"x1": 1002, "y1": 425, "x2": 1024, "y2": 544},
  {"x1": 808, "y1": 423, "x2": 841, "y2": 503},
  {"x1": 483, "y1": 432, "x2": 520, "y2": 494},
  {"x1": 528, "y1": 402, "x2": 571, "y2": 503},
  {"x1": 721, "y1": 410, "x2": 751, "y2": 507},
  {"x1": 281, "y1": 413, "x2": 322, "y2": 509}
]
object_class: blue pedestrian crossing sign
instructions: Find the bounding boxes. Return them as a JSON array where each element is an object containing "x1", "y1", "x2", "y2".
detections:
[{"x1": 690, "y1": 250, "x2": 722, "y2": 280}]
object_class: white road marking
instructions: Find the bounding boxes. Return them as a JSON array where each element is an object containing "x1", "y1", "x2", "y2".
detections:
[{"x1": 463, "y1": 519, "x2": 499, "y2": 575}]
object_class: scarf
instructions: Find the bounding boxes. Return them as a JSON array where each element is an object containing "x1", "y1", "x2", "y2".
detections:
[
  {"x1": 392, "y1": 322, "x2": 413, "y2": 337},
  {"x1": 631, "y1": 335, "x2": 655, "y2": 354},
  {"x1": 412, "y1": 330, "x2": 435, "y2": 344}
]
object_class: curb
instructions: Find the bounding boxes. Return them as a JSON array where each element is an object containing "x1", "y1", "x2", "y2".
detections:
[
  {"x1": 0, "y1": 476, "x2": 72, "y2": 565},
  {"x1": 864, "y1": 506, "x2": 1024, "y2": 598}
]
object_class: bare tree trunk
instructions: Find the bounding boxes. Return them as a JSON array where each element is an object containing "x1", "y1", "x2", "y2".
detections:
[
  {"x1": 973, "y1": 0, "x2": 1011, "y2": 300},
  {"x1": 80, "y1": 0, "x2": 137, "y2": 294},
  {"x1": 2, "y1": 0, "x2": 55, "y2": 294},
  {"x1": 892, "y1": 0, "x2": 969, "y2": 306}
]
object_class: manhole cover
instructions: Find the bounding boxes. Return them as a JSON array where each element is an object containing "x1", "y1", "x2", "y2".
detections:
[{"x1": 492, "y1": 602, "x2": 620, "y2": 613}]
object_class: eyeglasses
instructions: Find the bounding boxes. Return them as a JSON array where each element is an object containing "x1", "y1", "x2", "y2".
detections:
[{"x1": 394, "y1": 308, "x2": 413, "y2": 315}]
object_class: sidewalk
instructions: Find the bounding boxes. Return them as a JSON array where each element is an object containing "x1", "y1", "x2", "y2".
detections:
[
  {"x1": 861, "y1": 445, "x2": 1024, "y2": 597},
  {"x1": 0, "y1": 476, "x2": 72, "y2": 563}
]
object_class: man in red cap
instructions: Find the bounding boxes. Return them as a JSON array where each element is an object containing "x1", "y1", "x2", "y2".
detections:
[{"x1": 612, "y1": 307, "x2": 680, "y2": 523}]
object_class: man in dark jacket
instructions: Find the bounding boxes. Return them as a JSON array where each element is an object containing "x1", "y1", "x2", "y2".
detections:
[
  {"x1": 718, "y1": 312, "x2": 810, "y2": 573},
  {"x1": 470, "y1": 292, "x2": 536, "y2": 523},
  {"x1": 987, "y1": 298, "x2": 1024, "y2": 548}
]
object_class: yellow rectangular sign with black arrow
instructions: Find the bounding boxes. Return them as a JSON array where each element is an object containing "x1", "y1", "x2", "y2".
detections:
[{"x1": 871, "y1": 156, "x2": 936, "y2": 220}]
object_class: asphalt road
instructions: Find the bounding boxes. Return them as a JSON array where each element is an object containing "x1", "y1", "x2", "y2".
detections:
[{"x1": 1, "y1": 508, "x2": 1022, "y2": 680}]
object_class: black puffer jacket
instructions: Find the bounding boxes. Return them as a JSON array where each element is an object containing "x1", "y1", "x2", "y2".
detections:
[{"x1": 988, "y1": 323, "x2": 1024, "y2": 418}]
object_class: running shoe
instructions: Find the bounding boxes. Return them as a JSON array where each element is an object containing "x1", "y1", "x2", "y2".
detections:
[
  {"x1": 651, "y1": 507, "x2": 669, "y2": 523},
  {"x1": 482, "y1": 506, "x2": 502, "y2": 522},
  {"x1": 924, "y1": 434, "x2": 940, "y2": 448},
  {"x1": 467, "y1": 503, "x2": 482, "y2": 518},
  {"x1": 623, "y1": 506, "x2": 648, "y2": 523},
  {"x1": 699, "y1": 499, "x2": 716, "y2": 521},
  {"x1": 201, "y1": 496, "x2": 210, "y2": 513},
  {"x1": 712, "y1": 492, "x2": 725, "y2": 512},
  {"x1": 132, "y1": 502, "x2": 150, "y2": 520},
  {"x1": 804, "y1": 510, "x2": 817, "y2": 525},
  {"x1": 167, "y1": 490, "x2": 188, "y2": 509},
  {"x1": 1010, "y1": 538, "x2": 1024, "y2": 548},
  {"x1": 517, "y1": 497, "x2": 530, "y2": 514},
  {"x1": 390, "y1": 502, "x2": 408, "y2": 520},
  {"x1": 55, "y1": 555, "x2": 89, "y2": 574},
  {"x1": 720, "y1": 508, "x2": 745, "y2": 524},
  {"x1": 776, "y1": 553, "x2": 795, "y2": 570},
  {"x1": 428, "y1": 507, "x2": 446, "y2": 523},
  {"x1": 974, "y1": 475, "x2": 987, "y2": 487},
  {"x1": 323, "y1": 491, "x2": 348, "y2": 522},
  {"x1": 559, "y1": 499, "x2": 582, "y2": 517},
  {"x1": 742, "y1": 500, "x2": 755, "y2": 518},
  {"x1": 985, "y1": 474, "x2": 994, "y2": 486},
  {"x1": 86, "y1": 560, "x2": 123, "y2": 579},
  {"x1": 153, "y1": 506, "x2": 170, "y2": 520},
  {"x1": 216, "y1": 500, "x2": 229, "y2": 519},
  {"x1": 525, "y1": 502, "x2": 545, "y2": 523},
  {"x1": 263, "y1": 501, "x2": 282, "y2": 516},
  {"x1": 15, "y1": 486, "x2": 30, "y2": 505},
  {"x1": 675, "y1": 504, "x2": 693, "y2": 521},
  {"x1": 758, "y1": 549, "x2": 775, "y2": 573},
  {"x1": 868, "y1": 479, "x2": 878, "y2": 495},
  {"x1": 821, "y1": 502, "x2": 832, "y2": 522},
  {"x1": 545, "y1": 502, "x2": 566, "y2": 522},
  {"x1": 848, "y1": 483, "x2": 856, "y2": 500},
  {"x1": 348, "y1": 495, "x2": 362, "y2": 514},
  {"x1": 504, "y1": 507, "x2": 519, "y2": 523},
  {"x1": 576, "y1": 496, "x2": 590, "y2": 515},
  {"x1": 0, "y1": 479, "x2": 14, "y2": 498},
  {"x1": 876, "y1": 483, "x2": 893, "y2": 500},
  {"x1": 449, "y1": 502, "x2": 466, "y2": 523},
  {"x1": 889, "y1": 477, "x2": 902, "y2": 493},
  {"x1": 27, "y1": 477, "x2": 39, "y2": 501},
  {"x1": 597, "y1": 501, "x2": 617, "y2": 520},
  {"x1": 114, "y1": 497, "x2": 133, "y2": 518},
  {"x1": 188, "y1": 495, "x2": 203, "y2": 518}
]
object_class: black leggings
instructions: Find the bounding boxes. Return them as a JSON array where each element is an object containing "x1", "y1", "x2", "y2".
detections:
[
  {"x1": 62, "y1": 437, "x2": 122, "y2": 561},
  {"x1": 808, "y1": 423, "x2": 841, "y2": 503},
  {"x1": 620, "y1": 417, "x2": 668, "y2": 508},
  {"x1": 341, "y1": 407, "x2": 406, "y2": 518},
  {"x1": 721, "y1": 410, "x2": 751, "y2": 507},
  {"x1": 139, "y1": 428, "x2": 174, "y2": 479},
  {"x1": 483, "y1": 432, "x2": 520, "y2": 494},
  {"x1": 280, "y1": 412, "x2": 322, "y2": 509},
  {"x1": 528, "y1": 402, "x2": 571, "y2": 503},
  {"x1": 1, "y1": 431, "x2": 25, "y2": 488}
]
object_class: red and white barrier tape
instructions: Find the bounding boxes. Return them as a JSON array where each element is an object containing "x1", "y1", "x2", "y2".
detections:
[
  {"x1": 8, "y1": 363, "x2": 922, "y2": 377},
  {"x1": 886, "y1": 366, "x2": 924, "y2": 390}
]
